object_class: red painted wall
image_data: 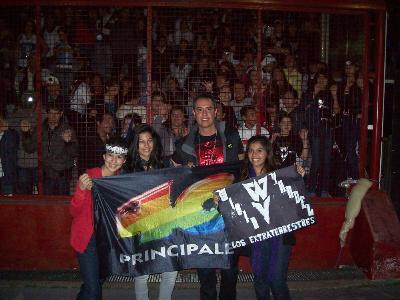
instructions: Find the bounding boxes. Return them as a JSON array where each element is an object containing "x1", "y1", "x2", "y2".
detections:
[{"x1": 0, "y1": 198, "x2": 352, "y2": 271}]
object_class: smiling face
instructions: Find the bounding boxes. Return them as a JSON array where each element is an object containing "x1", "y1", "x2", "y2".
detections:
[
  {"x1": 193, "y1": 97, "x2": 217, "y2": 131},
  {"x1": 103, "y1": 152, "x2": 126, "y2": 176},
  {"x1": 248, "y1": 141, "x2": 268, "y2": 172},
  {"x1": 138, "y1": 131, "x2": 154, "y2": 161}
]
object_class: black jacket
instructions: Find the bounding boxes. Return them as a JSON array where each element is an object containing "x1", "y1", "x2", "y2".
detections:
[{"x1": 172, "y1": 121, "x2": 243, "y2": 166}]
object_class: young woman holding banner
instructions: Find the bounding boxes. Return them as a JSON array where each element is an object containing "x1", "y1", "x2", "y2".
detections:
[
  {"x1": 126, "y1": 124, "x2": 177, "y2": 300},
  {"x1": 70, "y1": 137, "x2": 128, "y2": 300},
  {"x1": 215, "y1": 135, "x2": 305, "y2": 300},
  {"x1": 243, "y1": 135, "x2": 304, "y2": 300}
]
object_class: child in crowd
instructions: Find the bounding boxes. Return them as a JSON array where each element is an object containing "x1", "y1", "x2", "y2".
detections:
[{"x1": 238, "y1": 105, "x2": 270, "y2": 148}]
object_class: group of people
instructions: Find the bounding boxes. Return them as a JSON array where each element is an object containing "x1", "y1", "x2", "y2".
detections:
[
  {"x1": 71, "y1": 94, "x2": 305, "y2": 300},
  {"x1": 0, "y1": 8, "x2": 362, "y2": 197}
]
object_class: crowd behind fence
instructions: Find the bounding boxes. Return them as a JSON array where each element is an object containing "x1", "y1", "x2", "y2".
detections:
[{"x1": 0, "y1": 6, "x2": 365, "y2": 197}]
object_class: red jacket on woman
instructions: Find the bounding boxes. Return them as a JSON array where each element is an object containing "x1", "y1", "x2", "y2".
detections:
[{"x1": 70, "y1": 167, "x2": 102, "y2": 253}]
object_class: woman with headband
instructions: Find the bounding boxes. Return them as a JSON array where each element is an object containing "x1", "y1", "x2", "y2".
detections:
[{"x1": 70, "y1": 137, "x2": 128, "y2": 300}]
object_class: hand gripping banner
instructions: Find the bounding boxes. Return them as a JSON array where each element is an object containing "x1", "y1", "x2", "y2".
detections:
[{"x1": 215, "y1": 166, "x2": 316, "y2": 249}]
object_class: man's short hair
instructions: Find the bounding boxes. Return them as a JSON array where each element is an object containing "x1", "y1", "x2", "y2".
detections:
[
  {"x1": 240, "y1": 105, "x2": 256, "y2": 118},
  {"x1": 46, "y1": 103, "x2": 63, "y2": 113},
  {"x1": 193, "y1": 93, "x2": 217, "y2": 109}
]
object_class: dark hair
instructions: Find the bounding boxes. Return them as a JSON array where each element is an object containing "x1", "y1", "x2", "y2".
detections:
[
  {"x1": 241, "y1": 135, "x2": 275, "y2": 180},
  {"x1": 193, "y1": 93, "x2": 217, "y2": 109},
  {"x1": 46, "y1": 103, "x2": 63, "y2": 113},
  {"x1": 240, "y1": 105, "x2": 256, "y2": 118},
  {"x1": 282, "y1": 87, "x2": 298, "y2": 99},
  {"x1": 127, "y1": 124, "x2": 163, "y2": 172},
  {"x1": 151, "y1": 91, "x2": 168, "y2": 103},
  {"x1": 163, "y1": 106, "x2": 187, "y2": 129},
  {"x1": 104, "y1": 136, "x2": 128, "y2": 156}
]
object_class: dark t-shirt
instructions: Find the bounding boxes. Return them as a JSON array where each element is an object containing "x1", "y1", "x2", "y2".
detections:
[
  {"x1": 195, "y1": 133, "x2": 224, "y2": 166},
  {"x1": 273, "y1": 134, "x2": 303, "y2": 168}
]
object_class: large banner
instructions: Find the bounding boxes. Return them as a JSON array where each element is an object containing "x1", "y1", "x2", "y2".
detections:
[
  {"x1": 93, "y1": 163, "x2": 315, "y2": 277},
  {"x1": 92, "y1": 162, "x2": 242, "y2": 277},
  {"x1": 216, "y1": 166, "x2": 316, "y2": 249}
]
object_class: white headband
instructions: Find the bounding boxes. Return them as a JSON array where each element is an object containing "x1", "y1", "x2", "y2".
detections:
[{"x1": 105, "y1": 144, "x2": 128, "y2": 155}]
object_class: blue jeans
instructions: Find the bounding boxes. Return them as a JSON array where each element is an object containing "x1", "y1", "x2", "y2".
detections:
[
  {"x1": 197, "y1": 248, "x2": 244, "y2": 300},
  {"x1": 77, "y1": 235, "x2": 103, "y2": 300},
  {"x1": 17, "y1": 167, "x2": 38, "y2": 194},
  {"x1": 251, "y1": 237, "x2": 292, "y2": 300},
  {"x1": 309, "y1": 132, "x2": 333, "y2": 195}
]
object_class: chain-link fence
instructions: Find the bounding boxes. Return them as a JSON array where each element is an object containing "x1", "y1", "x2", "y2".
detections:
[{"x1": 0, "y1": 4, "x2": 369, "y2": 197}]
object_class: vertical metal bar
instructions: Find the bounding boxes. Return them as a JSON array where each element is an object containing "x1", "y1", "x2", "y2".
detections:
[
  {"x1": 370, "y1": 11, "x2": 386, "y2": 187},
  {"x1": 146, "y1": 6, "x2": 153, "y2": 125},
  {"x1": 35, "y1": 2, "x2": 43, "y2": 195},
  {"x1": 359, "y1": 12, "x2": 370, "y2": 178},
  {"x1": 325, "y1": 14, "x2": 330, "y2": 65},
  {"x1": 256, "y1": 9, "x2": 262, "y2": 135},
  {"x1": 320, "y1": 14, "x2": 327, "y2": 62}
]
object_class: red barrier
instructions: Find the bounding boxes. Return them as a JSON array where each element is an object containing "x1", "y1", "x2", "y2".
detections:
[
  {"x1": 0, "y1": 198, "x2": 353, "y2": 271},
  {"x1": 351, "y1": 190, "x2": 400, "y2": 279}
]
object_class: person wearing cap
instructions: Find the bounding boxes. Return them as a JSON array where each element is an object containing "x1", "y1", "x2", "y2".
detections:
[{"x1": 70, "y1": 137, "x2": 128, "y2": 300}]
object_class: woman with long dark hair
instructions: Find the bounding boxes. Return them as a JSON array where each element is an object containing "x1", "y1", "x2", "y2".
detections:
[
  {"x1": 125, "y1": 124, "x2": 177, "y2": 300},
  {"x1": 241, "y1": 135, "x2": 304, "y2": 300}
]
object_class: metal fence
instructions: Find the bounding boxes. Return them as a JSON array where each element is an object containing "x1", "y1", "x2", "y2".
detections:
[{"x1": 0, "y1": 2, "x2": 381, "y2": 197}]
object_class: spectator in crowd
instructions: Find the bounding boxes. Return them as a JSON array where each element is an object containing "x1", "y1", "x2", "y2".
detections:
[
  {"x1": 110, "y1": 8, "x2": 138, "y2": 78},
  {"x1": 7, "y1": 101, "x2": 40, "y2": 195},
  {"x1": 169, "y1": 53, "x2": 192, "y2": 89},
  {"x1": 78, "y1": 112, "x2": 114, "y2": 174},
  {"x1": 103, "y1": 78, "x2": 120, "y2": 116},
  {"x1": 261, "y1": 54, "x2": 277, "y2": 84},
  {"x1": 152, "y1": 35, "x2": 173, "y2": 83},
  {"x1": 88, "y1": 73, "x2": 104, "y2": 114},
  {"x1": 265, "y1": 19, "x2": 289, "y2": 65},
  {"x1": 280, "y1": 88, "x2": 306, "y2": 134},
  {"x1": 53, "y1": 26, "x2": 74, "y2": 97},
  {"x1": 218, "y1": 84, "x2": 237, "y2": 128},
  {"x1": 42, "y1": 15, "x2": 60, "y2": 69},
  {"x1": 246, "y1": 68, "x2": 263, "y2": 100},
  {"x1": 119, "y1": 113, "x2": 142, "y2": 143},
  {"x1": 68, "y1": 72, "x2": 92, "y2": 138},
  {"x1": 16, "y1": 20, "x2": 37, "y2": 73},
  {"x1": 265, "y1": 67, "x2": 292, "y2": 108},
  {"x1": 231, "y1": 82, "x2": 254, "y2": 122},
  {"x1": 0, "y1": 114, "x2": 18, "y2": 195},
  {"x1": 20, "y1": 103, "x2": 78, "y2": 195},
  {"x1": 304, "y1": 72, "x2": 339, "y2": 197},
  {"x1": 264, "y1": 101, "x2": 279, "y2": 134},
  {"x1": 158, "y1": 106, "x2": 189, "y2": 158},
  {"x1": 172, "y1": 94, "x2": 244, "y2": 300},
  {"x1": 42, "y1": 75, "x2": 66, "y2": 109},
  {"x1": 118, "y1": 76, "x2": 135, "y2": 105},
  {"x1": 70, "y1": 137, "x2": 128, "y2": 300},
  {"x1": 271, "y1": 114, "x2": 309, "y2": 170},
  {"x1": 116, "y1": 95, "x2": 147, "y2": 127},
  {"x1": 283, "y1": 54, "x2": 302, "y2": 98},
  {"x1": 151, "y1": 91, "x2": 171, "y2": 133},
  {"x1": 238, "y1": 105, "x2": 270, "y2": 148},
  {"x1": 335, "y1": 60, "x2": 362, "y2": 180},
  {"x1": 164, "y1": 75, "x2": 187, "y2": 107}
]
